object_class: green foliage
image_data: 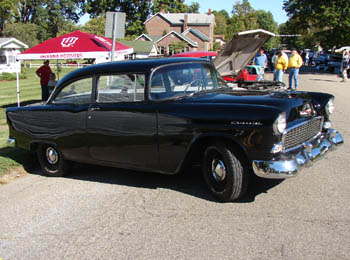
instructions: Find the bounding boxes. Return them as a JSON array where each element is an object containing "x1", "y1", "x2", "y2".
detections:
[
  {"x1": 0, "y1": 72, "x2": 27, "y2": 81},
  {"x1": 186, "y1": 2, "x2": 200, "y2": 13},
  {"x1": 2, "y1": 22, "x2": 39, "y2": 48},
  {"x1": 169, "y1": 41, "x2": 188, "y2": 54},
  {"x1": 162, "y1": 29, "x2": 168, "y2": 36},
  {"x1": 255, "y1": 10, "x2": 280, "y2": 49},
  {"x1": 213, "y1": 11, "x2": 227, "y2": 35},
  {"x1": 226, "y1": 0, "x2": 259, "y2": 39},
  {"x1": 283, "y1": 0, "x2": 350, "y2": 50},
  {"x1": 0, "y1": 0, "x2": 16, "y2": 33},
  {"x1": 9, "y1": 0, "x2": 84, "y2": 41},
  {"x1": 152, "y1": 0, "x2": 187, "y2": 13},
  {"x1": 57, "y1": 22, "x2": 80, "y2": 36},
  {"x1": 81, "y1": 16, "x2": 105, "y2": 36},
  {"x1": 84, "y1": 0, "x2": 152, "y2": 37}
]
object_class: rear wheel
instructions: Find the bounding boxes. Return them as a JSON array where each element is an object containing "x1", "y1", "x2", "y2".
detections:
[
  {"x1": 37, "y1": 144, "x2": 69, "y2": 177},
  {"x1": 202, "y1": 142, "x2": 248, "y2": 202}
]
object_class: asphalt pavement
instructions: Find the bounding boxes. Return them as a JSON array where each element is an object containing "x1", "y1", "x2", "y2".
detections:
[{"x1": 0, "y1": 69, "x2": 349, "y2": 260}]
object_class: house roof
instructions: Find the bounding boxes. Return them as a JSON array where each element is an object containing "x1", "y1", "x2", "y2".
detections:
[
  {"x1": 155, "y1": 31, "x2": 198, "y2": 47},
  {"x1": 183, "y1": 28, "x2": 210, "y2": 42},
  {"x1": 135, "y1": 34, "x2": 162, "y2": 42},
  {"x1": 145, "y1": 13, "x2": 215, "y2": 25},
  {"x1": 118, "y1": 40, "x2": 155, "y2": 53},
  {"x1": 0, "y1": 38, "x2": 28, "y2": 49}
]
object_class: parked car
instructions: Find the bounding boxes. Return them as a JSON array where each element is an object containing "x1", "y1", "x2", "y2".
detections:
[
  {"x1": 171, "y1": 51, "x2": 258, "y2": 81},
  {"x1": 326, "y1": 55, "x2": 342, "y2": 73},
  {"x1": 6, "y1": 57, "x2": 343, "y2": 202}
]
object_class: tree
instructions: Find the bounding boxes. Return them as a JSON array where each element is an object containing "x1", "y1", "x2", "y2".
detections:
[
  {"x1": 84, "y1": 0, "x2": 152, "y2": 38},
  {"x1": 81, "y1": 16, "x2": 105, "y2": 35},
  {"x1": 58, "y1": 22, "x2": 80, "y2": 36},
  {"x1": 187, "y1": 2, "x2": 200, "y2": 13},
  {"x1": 226, "y1": 0, "x2": 258, "y2": 39},
  {"x1": 213, "y1": 10, "x2": 228, "y2": 35},
  {"x1": 2, "y1": 22, "x2": 39, "y2": 47},
  {"x1": 11, "y1": 0, "x2": 84, "y2": 41},
  {"x1": 283, "y1": 0, "x2": 350, "y2": 49},
  {"x1": 169, "y1": 41, "x2": 188, "y2": 54},
  {"x1": 256, "y1": 10, "x2": 279, "y2": 49},
  {"x1": 0, "y1": 0, "x2": 17, "y2": 33}
]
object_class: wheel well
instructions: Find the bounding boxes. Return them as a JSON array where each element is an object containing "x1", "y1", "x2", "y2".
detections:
[{"x1": 182, "y1": 136, "x2": 250, "y2": 171}]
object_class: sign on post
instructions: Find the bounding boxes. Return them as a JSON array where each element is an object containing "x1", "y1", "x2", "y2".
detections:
[{"x1": 105, "y1": 12, "x2": 126, "y2": 39}]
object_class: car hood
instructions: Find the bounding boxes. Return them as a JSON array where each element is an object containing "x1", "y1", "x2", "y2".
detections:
[
  {"x1": 213, "y1": 29, "x2": 275, "y2": 77},
  {"x1": 177, "y1": 89, "x2": 332, "y2": 123}
]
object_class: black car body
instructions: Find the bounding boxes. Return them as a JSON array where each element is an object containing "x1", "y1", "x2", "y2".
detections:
[{"x1": 6, "y1": 58, "x2": 343, "y2": 201}]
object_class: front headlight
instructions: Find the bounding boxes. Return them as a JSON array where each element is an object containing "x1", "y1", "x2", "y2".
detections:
[
  {"x1": 273, "y1": 112, "x2": 287, "y2": 134},
  {"x1": 325, "y1": 98, "x2": 334, "y2": 116}
]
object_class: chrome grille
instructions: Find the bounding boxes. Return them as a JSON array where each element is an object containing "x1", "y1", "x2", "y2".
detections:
[{"x1": 283, "y1": 117, "x2": 323, "y2": 151}]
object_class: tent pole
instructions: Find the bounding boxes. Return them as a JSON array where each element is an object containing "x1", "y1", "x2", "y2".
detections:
[
  {"x1": 16, "y1": 71, "x2": 20, "y2": 107},
  {"x1": 56, "y1": 59, "x2": 59, "y2": 80},
  {"x1": 111, "y1": 13, "x2": 116, "y2": 62}
]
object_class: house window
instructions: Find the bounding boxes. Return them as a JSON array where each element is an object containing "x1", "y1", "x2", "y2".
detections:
[
  {"x1": 0, "y1": 55, "x2": 6, "y2": 64},
  {"x1": 158, "y1": 46, "x2": 165, "y2": 55}
]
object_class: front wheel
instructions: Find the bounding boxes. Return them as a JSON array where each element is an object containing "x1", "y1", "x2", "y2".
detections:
[
  {"x1": 202, "y1": 142, "x2": 248, "y2": 202},
  {"x1": 37, "y1": 144, "x2": 69, "y2": 177}
]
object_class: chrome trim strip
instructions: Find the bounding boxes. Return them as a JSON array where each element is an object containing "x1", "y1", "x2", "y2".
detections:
[
  {"x1": 253, "y1": 129, "x2": 343, "y2": 179},
  {"x1": 7, "y1": 138, "x2": 16, "y2": 148}
]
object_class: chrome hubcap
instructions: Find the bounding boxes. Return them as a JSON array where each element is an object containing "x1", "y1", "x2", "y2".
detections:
[
  {"x1": 46, "y1": 147, "x2": 59, "y2": 164},
  {"x1": 211, "y1": 159, "x2": 226, "y2": 182}
]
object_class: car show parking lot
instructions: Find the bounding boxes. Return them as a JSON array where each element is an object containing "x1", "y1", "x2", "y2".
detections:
[{"x1": 0, "y1": 69, "x2": 349, "y2": 260}]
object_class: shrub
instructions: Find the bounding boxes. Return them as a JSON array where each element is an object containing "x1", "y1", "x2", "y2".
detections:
[{"x1": 0, "y1": 72, "x2": 27, "y2": 81}]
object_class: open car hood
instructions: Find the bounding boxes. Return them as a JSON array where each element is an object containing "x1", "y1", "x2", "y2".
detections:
[{"x1": 213, "y1": 29, "x2": 275, "y2": 77}]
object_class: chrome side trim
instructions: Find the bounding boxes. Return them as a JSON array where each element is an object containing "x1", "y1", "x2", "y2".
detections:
[
  {"x1": 253, "y1": 128, "x2": 343, "y2": 179},
  {"x1": 7, "y1": 138, "x2": 16, "y2": 148}
]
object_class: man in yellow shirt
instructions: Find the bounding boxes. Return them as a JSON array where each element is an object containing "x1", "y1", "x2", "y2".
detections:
[
  {"x1": 274, "y1": 51, "x2": 288, "y2": 82},
  {"x1": 288, "y1": 49, "x2": 303, "y2": 89}
]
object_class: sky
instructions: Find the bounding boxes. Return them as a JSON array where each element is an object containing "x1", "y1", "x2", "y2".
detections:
[{"x1": 185, "y1": 0, "x2": 289, "y2": 25}]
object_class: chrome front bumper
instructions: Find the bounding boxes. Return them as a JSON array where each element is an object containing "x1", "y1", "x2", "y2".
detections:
[
  {"x1": 252, "y1": 129, "x2": 344, "y2": 179},
  {"x1": 7, "y1": 138, "x2": 16, "y2": 148}
]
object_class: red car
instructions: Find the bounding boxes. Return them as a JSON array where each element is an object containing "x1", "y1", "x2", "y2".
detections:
[{"x1": 172, "y1": 29, "x2": 277, "y2": 83}]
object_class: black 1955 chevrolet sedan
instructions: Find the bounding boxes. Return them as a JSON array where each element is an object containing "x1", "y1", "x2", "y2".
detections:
[{"x1": 6, "y1": 57, "x2": 343, "y2": 202}]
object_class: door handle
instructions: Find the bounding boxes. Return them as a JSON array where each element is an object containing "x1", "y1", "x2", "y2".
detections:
[{"x1": 88, "y1": 107, "x2": 100, "y2": 111}]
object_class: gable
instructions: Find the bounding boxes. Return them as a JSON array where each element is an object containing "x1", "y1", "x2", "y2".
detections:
[{"x1": 156, "y1": 31, "x2": 198, "y2": 47}]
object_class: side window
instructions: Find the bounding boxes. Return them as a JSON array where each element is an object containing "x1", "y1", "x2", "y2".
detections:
[
  {"x1": 149, "y1": 63, "x2": 219, "y2": 100},
  {"x1": 97, "y1": 74, "x2": 145, "y2": 103},
  {"x1": 53, "y1": 77, "x2": 92, "y2": 104}
]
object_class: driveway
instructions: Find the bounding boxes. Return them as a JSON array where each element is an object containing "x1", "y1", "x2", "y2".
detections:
[{"x1": 0, "y1": 69, "x2": 349, "y2": 260}]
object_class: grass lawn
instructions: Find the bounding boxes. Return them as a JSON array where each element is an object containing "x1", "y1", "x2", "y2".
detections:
[{"x1": 0, "y1": 67, "x2": 75, "y2": 178}]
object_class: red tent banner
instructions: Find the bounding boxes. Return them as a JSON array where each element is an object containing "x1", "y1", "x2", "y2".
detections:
[{"x1": 17, "y1": 30, "x2": 133, "y2": 61}]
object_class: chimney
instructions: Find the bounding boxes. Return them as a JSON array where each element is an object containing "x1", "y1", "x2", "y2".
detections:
[
  {"x1": 184, "y1": 14, "x2": 188, "y2": 32},
  {"x1": 208, "y1": 8, "x2": 212, "y2": 15}
]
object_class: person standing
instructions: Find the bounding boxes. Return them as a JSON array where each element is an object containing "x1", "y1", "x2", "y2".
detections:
[
  {"x1": 288, "y1": 49, "x2": 303, "y2": 90},
  {"x1": 47, "y1": 73, "x2": 57, "y2": 95},
  {"x1": 36, "y1": 60, "x2": 52, "y2": 101},
  {"x1": 341, "y1": 51, "x2": 349, "y2": 82},
  {"x1": 274, "y1": 51, "x2": 288, "y2": 83},
  {"x1": 271, "y1": 52, "x2": 278, "y2": 81},
  {"x1": 253, "y1": 48, "x2": 268, "y2": 80}
]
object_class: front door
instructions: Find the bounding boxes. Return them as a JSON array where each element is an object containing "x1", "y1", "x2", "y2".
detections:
[{"x1": 86, "y1": 73, "x2": 159, "y2": 171}]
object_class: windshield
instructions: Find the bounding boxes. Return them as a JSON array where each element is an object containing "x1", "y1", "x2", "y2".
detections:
[{"x1": 149, "y1": 62, "x2": 225, "y2": 100}]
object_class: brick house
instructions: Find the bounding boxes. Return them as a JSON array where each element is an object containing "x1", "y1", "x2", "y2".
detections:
[{"x1": 135, "y1": 10, "x2": 215, "y2": 56}]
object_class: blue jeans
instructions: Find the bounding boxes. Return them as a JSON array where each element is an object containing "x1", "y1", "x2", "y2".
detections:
[
  {"x1": 274, "y1": 70, "x2": 284, "y2": 82},
  {"x1": 289, "y1": 68, "x2": 299, "y2": 89}
]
